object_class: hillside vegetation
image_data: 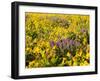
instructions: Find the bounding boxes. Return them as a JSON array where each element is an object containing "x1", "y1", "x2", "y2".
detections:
[{"x1": 25, "y1": 13, "x2": 90, "y2": 68}]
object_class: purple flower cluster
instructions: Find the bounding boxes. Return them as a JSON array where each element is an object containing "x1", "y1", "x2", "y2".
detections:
[
  {"x1": 49, "y1": 38, "x2": 80, "y2": 51},
  {"x1": 49, "y1": 41, "x2": 55, "y2": 48},
  {"x1": 56, "y1": 41, "x2": 61, "y2": 47}
]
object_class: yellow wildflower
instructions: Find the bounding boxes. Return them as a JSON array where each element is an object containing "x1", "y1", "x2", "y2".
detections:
[
  {"x1": 67, "y1": 52, "x2": 71, "y2": 57},
  {"x1": 34, "y1": 47, "x2": 40, "y2": 53}
]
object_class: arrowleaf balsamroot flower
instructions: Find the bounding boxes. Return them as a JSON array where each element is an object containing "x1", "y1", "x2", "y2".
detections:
[{"x1": 25, "y1": 13, "x2": 90, "y2": 68}]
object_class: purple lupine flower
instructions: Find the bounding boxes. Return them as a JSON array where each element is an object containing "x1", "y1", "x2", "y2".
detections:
[
  {"x1": 64, "y1": 38, "x2": 70, "y2": 49},
  {"x1": 49, "y1": 40, "x2": 55, "y2": 48},
  {"x1": 62, "y1": 38, "x2": 67, "y2": 49},
  {"x1": 69, "y1": 39, "x2": 74, "y2": 46},
  {"x1": 63, "y1": 38, "x2": 67, "y2": 44},
  {"x1": 56, "y1": 41, "x2": 61, "y2": 48}
]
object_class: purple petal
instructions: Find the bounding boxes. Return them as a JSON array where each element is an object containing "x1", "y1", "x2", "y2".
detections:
[
  {"x1": 50, "y1": 41, "x2": 55, "y2": 48},
  {"x1": 56, "y1": 41, "x2": 61, "y2": 48}
]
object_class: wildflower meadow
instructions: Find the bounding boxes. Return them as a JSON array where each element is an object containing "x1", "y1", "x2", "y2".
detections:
[{"x1": 25, "y1": 12, "x2": 90, "y2": 68}]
